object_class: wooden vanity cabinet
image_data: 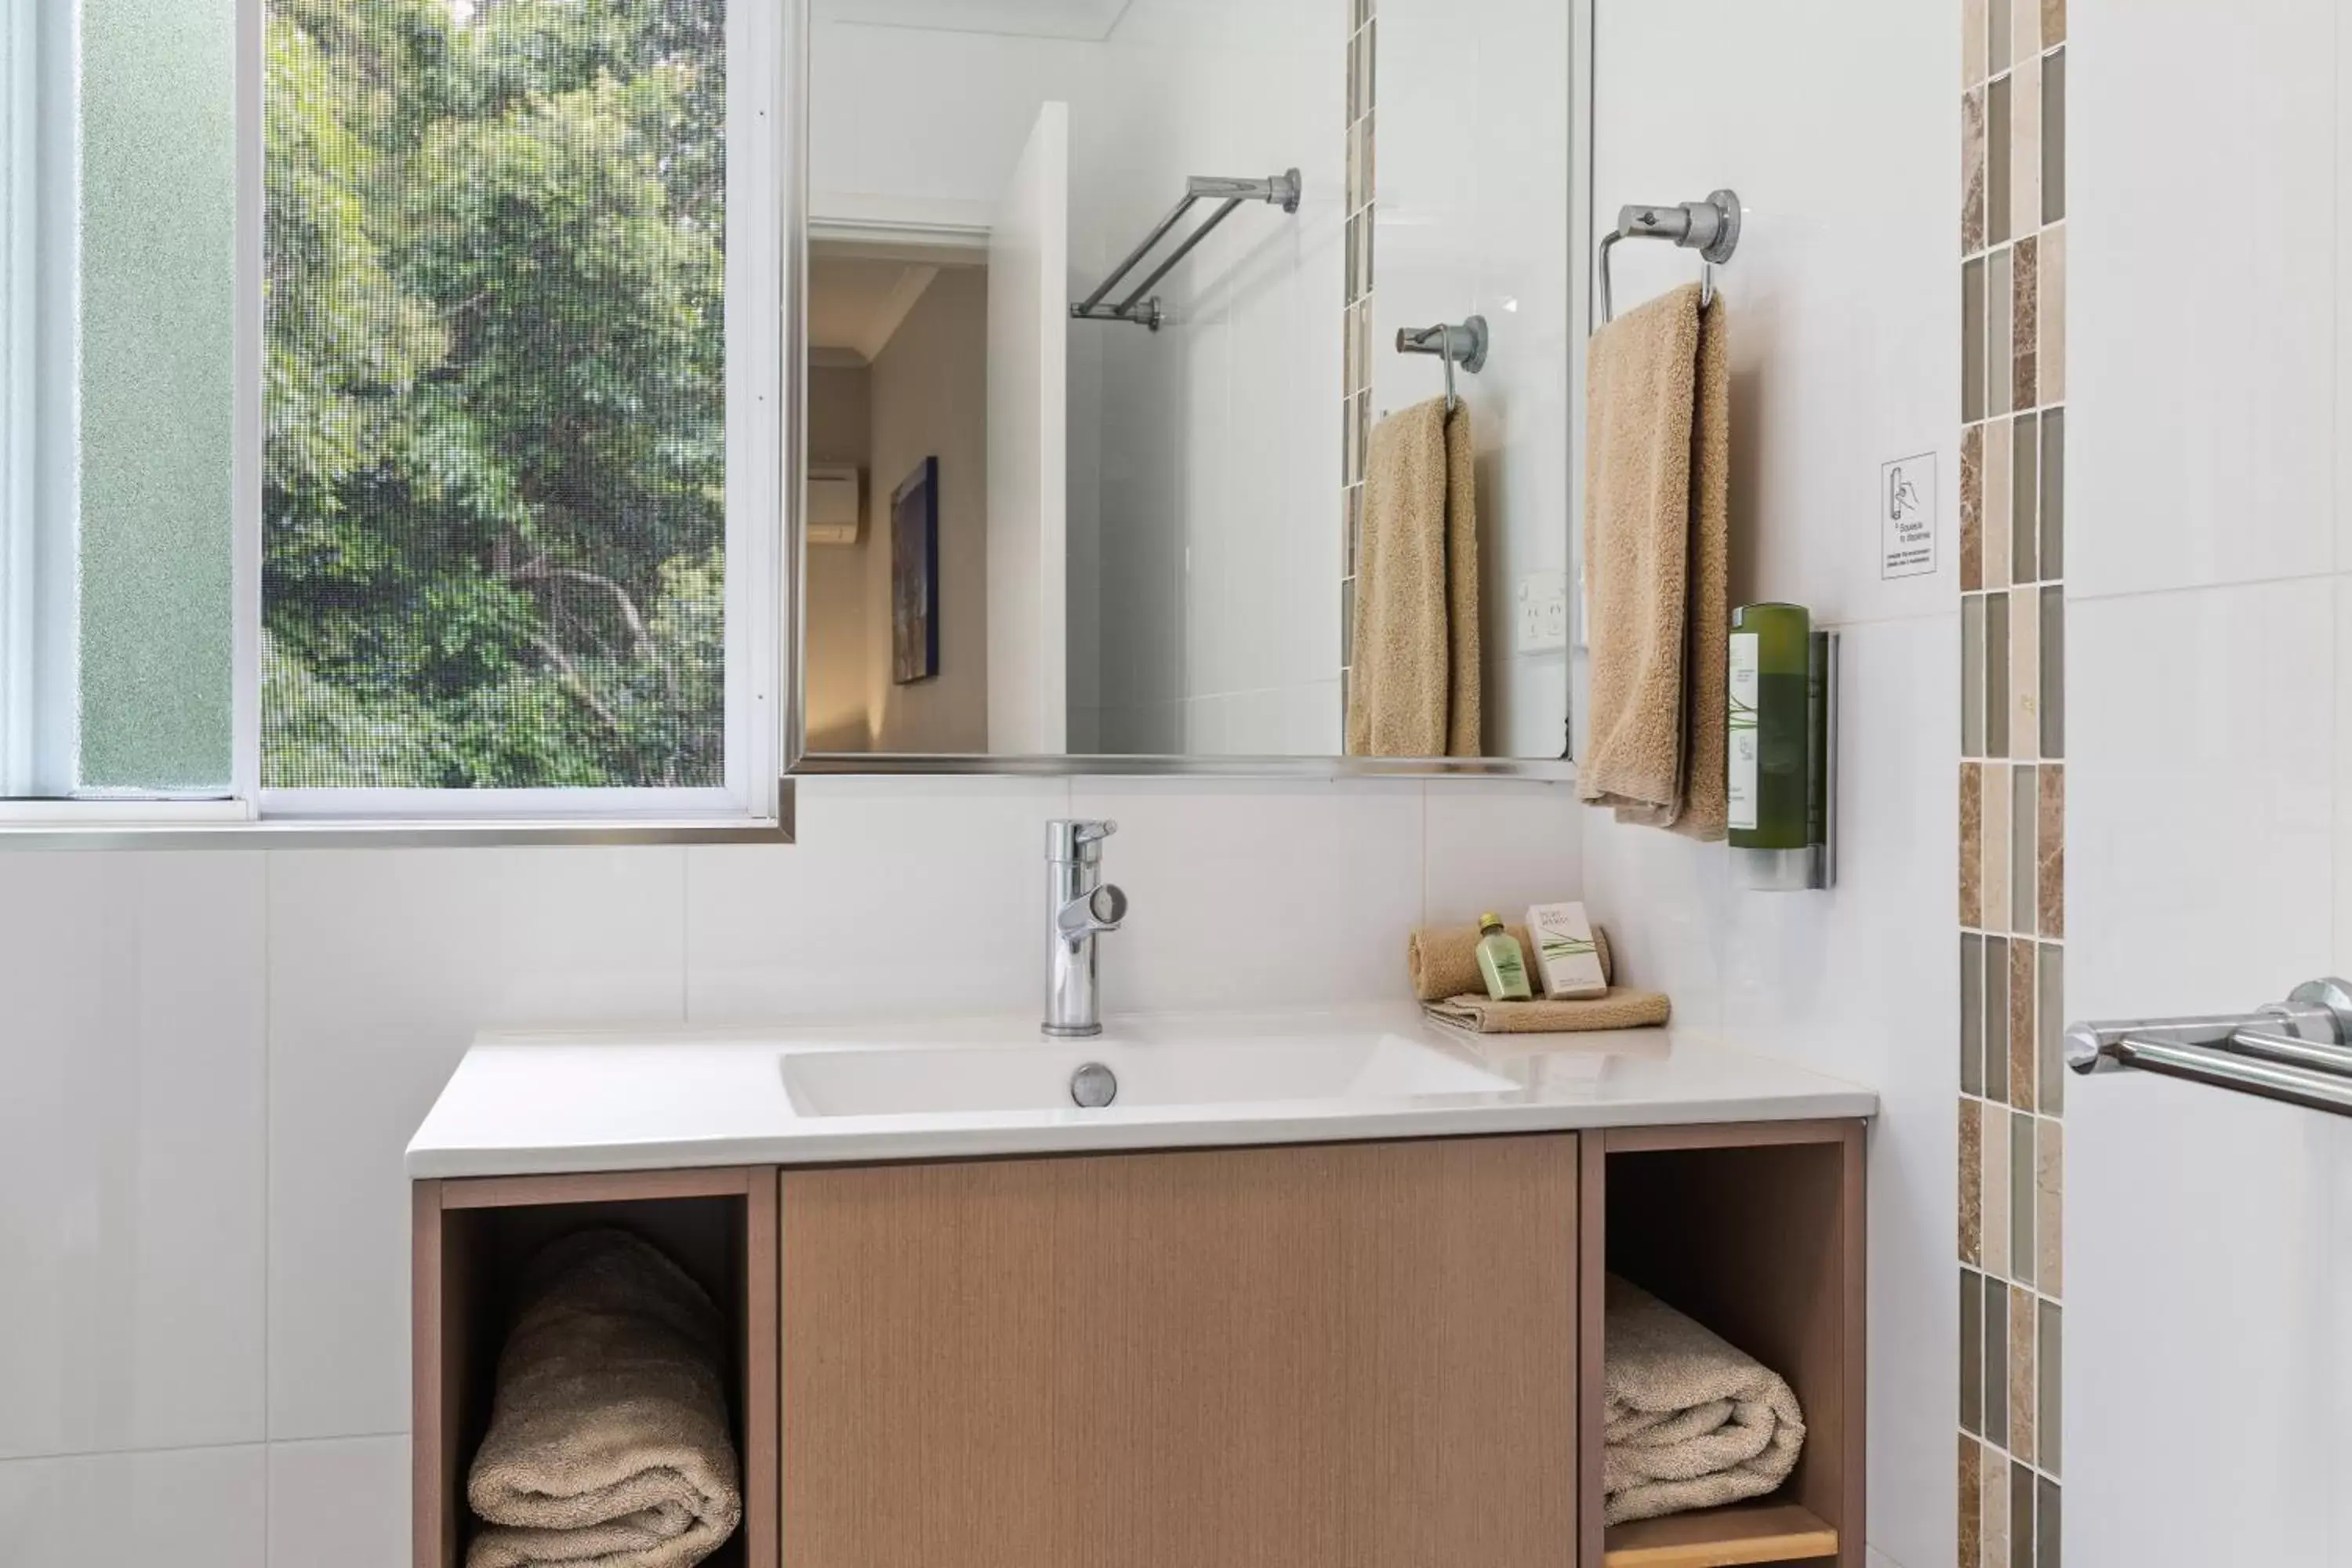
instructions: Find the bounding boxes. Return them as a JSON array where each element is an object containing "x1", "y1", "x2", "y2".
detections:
[
  {"x1": 779, "y1": 1133, "x2": 1581, "y2": 1568},
  {"x1": 411, "y1": 1119, "x2": 1865, "y2": 1568}
]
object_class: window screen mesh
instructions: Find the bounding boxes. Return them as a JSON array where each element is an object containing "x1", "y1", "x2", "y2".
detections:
[{"x1": 263, "y1": 0, "x2": 727, "y2": 789}]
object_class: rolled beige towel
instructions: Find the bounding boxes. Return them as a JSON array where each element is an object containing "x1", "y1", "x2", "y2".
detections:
[
  {"x1": 1424, "y1": 988, "x2": 1668, "y2": 1034},
  {"x1": 1602, "y1": 1275, "x2": 1806, "y2": 1526},
  {"x1": 467, "y1": 1229, "x2": 742, "y2": 1568},
  {"x1": 1408, "y1": 922, "x2": 1614, "y2": 1002}
]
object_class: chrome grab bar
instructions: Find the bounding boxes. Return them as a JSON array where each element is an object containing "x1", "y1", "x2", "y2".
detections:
[{"x1": 2066, "y1": 978, "x2": 2352, "y2": 1117}]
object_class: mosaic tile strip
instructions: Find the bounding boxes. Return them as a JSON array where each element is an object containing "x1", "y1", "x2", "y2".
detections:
[{"x1": 1962, "y1": 0, "x2": 2064, "y2": 1554}]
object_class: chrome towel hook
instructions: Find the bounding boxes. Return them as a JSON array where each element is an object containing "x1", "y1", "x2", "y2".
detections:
[
  {"x1": 1596, "y1": 187, "x2": 1742, "y2": 328},
  {"x1": 1395, "y1": 314, "x2": 1488, "y2": 413}
]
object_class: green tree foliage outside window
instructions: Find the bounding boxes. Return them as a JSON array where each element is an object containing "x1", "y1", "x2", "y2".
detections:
[{"x1": 263, "y1": 0, "x2": 727, "y2": 788}]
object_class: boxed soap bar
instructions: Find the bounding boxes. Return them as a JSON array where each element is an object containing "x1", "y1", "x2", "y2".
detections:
[{"x1": 1525, "y1": 902, "x2": 1609, "y2": 999}]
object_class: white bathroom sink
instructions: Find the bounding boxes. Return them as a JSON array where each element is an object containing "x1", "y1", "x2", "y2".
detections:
[{"x1": 780, "y1": 1029, "x2": 1519, "y2": 1117}]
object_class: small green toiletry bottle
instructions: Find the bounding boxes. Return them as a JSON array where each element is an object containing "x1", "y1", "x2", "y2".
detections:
[
  {"x1": 1475, "y1": 913, "x2": 1534, "y2": 1001},
  {"x1": 1727, "y1": 603, "x2": 1812, "y2": 851}
]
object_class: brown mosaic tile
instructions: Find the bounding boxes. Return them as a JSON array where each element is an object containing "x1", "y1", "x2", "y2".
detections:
[
  {"x1": 2013, "y1": 1461, "x2": 2038, "y2": 1568},
  {"x1": 2043, "y1": 0, "x2": 2065, "y2": 45},
  {"x1": 1963, "y1": 89, "x2": 1987, "y2": 255},
  {"x1": 1984, "y1": 1274, "x2": 2009, "y2": 1446},
  {"x1": 1962, "y1": 762, "x2": 1984, "y2": 926},
  {"x1": 2010, "y1": 938, "x2": 2037, "y2": 1110},
  {"x1": 2011, "y1": 586, "x2": 2042, "y2": 760},
  {"x1": 1964, "y1": 597, "x2": 1987, "y2": 756},
  {"x1": 1987, "y1": 592, "x2": 2012, "y2": 757},
  {"x1": 2038, "y1": 764, "x2": 2064, "y2": 937},
  {"x1": 2011, "y1": 1282, "x2": 2037, "y2": 1464},
  {"x1": 2044, "y1": 49, "x2": 2067, "y2": 223},
  {"x1": 2013, "y1": 234, "x2": 2038, "y2": 413},
  {"x1": 1962, "y1": 426, "x2": 1985, "y2": 590},
  {"x1": 2039, "y1": 1477, "x2": 2061, "y2": 1566},
  {"x1": 2039, "y1": 1118, "x2": 2064, "y2": 1293},
  {"x1": 2039, "y1": 405, "x2": 2065, "y2": 578},
  {"x1": 1960, "y1": 1098, "x2": 1984, "y2": 1265},
  {"x1": 1959, "y1": 1436, "x2": 1984, "y2": 1565}
]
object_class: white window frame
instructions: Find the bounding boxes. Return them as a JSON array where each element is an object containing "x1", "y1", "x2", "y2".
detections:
[{"x1": 0, "y1": 0, "x2": 794, "y2": 847}]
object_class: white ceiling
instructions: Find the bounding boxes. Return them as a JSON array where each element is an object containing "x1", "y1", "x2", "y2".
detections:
[
  {"x1": 807, "y1": 256, "x2": 944, "y2": 365},
  {"x1": 814, "y1": 0, "x2": 1134, "y2": 42}
]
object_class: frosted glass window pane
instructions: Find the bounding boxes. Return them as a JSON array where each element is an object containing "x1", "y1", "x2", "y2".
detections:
[
  {"x1": 261, "y1": 0, "x2": 728, "y2": 789},
  {"x1": 78, "y1": 0, "x2": 238, "y2": 791}
]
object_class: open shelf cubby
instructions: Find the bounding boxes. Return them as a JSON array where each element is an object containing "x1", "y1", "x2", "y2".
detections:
[
  {"x1": 1584, "y1": 1123, "x2": 1865, "y2": 1568},
  {"x1": 411, "y1": 1168, "x2": 779, "y2": 1568}
]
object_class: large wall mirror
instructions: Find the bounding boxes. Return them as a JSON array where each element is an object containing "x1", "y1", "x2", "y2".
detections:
[{"x1": 788, "y1": 0, "x2": 1588, "y2": 774}]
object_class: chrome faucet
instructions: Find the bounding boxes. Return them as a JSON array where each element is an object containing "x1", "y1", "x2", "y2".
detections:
[{"x1": 1044, "y1": 819, "x2": 1127, "y2": 1037}]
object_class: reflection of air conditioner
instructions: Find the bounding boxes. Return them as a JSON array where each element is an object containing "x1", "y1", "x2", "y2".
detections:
[{"x1": 808, "y1": 464, "x2": 864, "y2": 546}]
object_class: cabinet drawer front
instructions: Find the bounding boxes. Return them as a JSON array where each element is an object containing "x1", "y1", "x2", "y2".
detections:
[{"x1": 781, "y1": 1134, "x2": 1579, "y2": 1568}]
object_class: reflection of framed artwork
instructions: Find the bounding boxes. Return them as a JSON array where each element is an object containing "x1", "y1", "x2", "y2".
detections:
[{"x1": 891, "y1": 456, "x2": 939, "y2": 684}]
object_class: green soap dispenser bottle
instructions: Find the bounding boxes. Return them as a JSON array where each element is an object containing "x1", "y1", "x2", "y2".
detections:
[
  {"x1": 1728, "y1": 603, "x2": 1832, "y2": 891},
  {"x1": 1475, "y1": 913, "x2": 1534, "y2": 1001}
]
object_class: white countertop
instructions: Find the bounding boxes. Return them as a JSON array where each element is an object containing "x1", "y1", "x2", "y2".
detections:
[{"x1": 405, "y1": 1004, "x2": 1877, "y2": 1180}]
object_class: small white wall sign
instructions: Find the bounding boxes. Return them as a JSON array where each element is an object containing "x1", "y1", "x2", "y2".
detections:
[{"x1": 1880, "y1": 452, "x2": 1937, "y2": 579}]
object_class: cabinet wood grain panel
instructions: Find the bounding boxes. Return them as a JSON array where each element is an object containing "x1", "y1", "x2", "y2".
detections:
[{"x1": 780, "y1": 1134, "x2": 1580, "y2": 1568}]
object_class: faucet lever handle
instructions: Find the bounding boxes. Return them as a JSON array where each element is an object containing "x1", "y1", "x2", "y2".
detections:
[{"x1": 1047, "y1": 818, "x2": 1120, "y2": 861}]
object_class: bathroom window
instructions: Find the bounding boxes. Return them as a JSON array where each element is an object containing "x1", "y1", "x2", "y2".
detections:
[{"x1": 0, "y1": 0, "x2": 784, "y2": 836}]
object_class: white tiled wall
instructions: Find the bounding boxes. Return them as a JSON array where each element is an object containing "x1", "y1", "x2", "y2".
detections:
[
  {"x1": 0, "y1": 775, "x2": 1579, "y2": 1563},
  {"x1": 2061, "y1": 2, "x2": 2352, "y2": 1560},
  {"x1": 1581, "y1": 2, "x2": 1960, "y2": 1563}
]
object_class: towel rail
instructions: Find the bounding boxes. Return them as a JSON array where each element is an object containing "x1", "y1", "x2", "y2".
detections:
[
  {"x1": 1596, "y1": 188, "x2": 1742, "y2": 328},
  {"x1": 1072, "y1": 170, "x2": 1302, "y2": 332},
  {"x1": 2066, "y1": 978, "x2": 2352, "y2": 1119}
]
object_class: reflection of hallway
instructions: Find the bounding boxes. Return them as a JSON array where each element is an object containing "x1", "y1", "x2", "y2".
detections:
[{"x1": 802, "y1": 252, "x2": 991, "y2": 753}]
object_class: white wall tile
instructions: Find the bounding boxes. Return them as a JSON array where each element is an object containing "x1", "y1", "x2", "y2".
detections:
[
  {"x1": 2067, "y1": 1073, "x2": 2344, "y2": 1567},
  {"x1": 0, "y1": 1443, "x2": 266, "y2": 1567},
  {"x1": 2067, "y1": 580, "x2": 2336, "y2": 1021},
  {"x1": 1592, "y1": 0, "x2": 1959, "y2": 631},
  {"x1": 0, "y1": 852, "x2": 266, "y2": 1460},
  {"x1": 686, "y1": 776, "x2": 1070, "y2": 1022},
  {"x1": 267, "y1": 848, "x2": 686, "y2": 1441},
  {"x1": 1421, "y1": 780, "x2": 1582, "y2": 926},
  {"x1": 2071, "y1": 0, "x2": 2338, "y2": 596},
  {"x1": 269, "y1": 1436, "x2": 410, "y2": 1568},
  {"x1": 1065, "y1": 778, "x2": 1425, "y2": 1011}
]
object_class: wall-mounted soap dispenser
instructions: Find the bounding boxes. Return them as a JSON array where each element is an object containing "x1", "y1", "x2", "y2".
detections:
[{"x1": 1727, "y1": 604, "x2": 1837, "y2": 891}]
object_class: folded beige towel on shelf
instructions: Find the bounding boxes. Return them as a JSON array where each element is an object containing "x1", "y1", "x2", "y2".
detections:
[
  {"x1": 467, "y1": 1229, "x2": 742, "y2": 1568},
  {"x1": 1424, "y1": 987, "x2": 1668, "y2": 1034},
  {"x1": 1406, "y1": 922, "x2": 1614, "y2": 1002},
  {"x1": 1602, "y1": 1274, "x2": 1806, "y2": 1526},
  {"x1": 1347, "y1": 395, "x2": 1482, "y2": 757},
  {"x1": 1578, "y1": 283, "x2": 1730, "y2": 838}
]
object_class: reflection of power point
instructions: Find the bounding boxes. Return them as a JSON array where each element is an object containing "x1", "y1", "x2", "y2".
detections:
[{"x1": 1516, "y1": 572, "x2": 1569, "y2": 652}]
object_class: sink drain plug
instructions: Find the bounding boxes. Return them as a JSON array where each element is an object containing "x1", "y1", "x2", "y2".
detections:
[{"x1": 1070, "y1": 1062, "x2": 1118, "y2": 1109}]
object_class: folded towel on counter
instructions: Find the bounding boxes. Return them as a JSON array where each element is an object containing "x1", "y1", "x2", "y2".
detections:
[
  {"x1": 1602, "y1": 1275, "x2": 1806, "y2": 1526},
  {"x1": 1407, "y1": 922, "x2": 1614, "y2": 1002},
  {"x1": 1347, "y1": 395, "x2": 1482, "y2": 757},
  {"x1": 1578, "y1": 283, "x2": 1731, "y2": 838},
  {"x1": 467, "y1": 1229, "x2": 742, "y2": 1568},
  {"x1": 1424, "y1": 988, "x2": 1668, "y2": 1034}
]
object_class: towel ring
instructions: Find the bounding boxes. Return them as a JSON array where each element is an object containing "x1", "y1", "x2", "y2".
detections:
[{"x1": 1595, "y1": 188, "x2": 1741, "y2": 328}]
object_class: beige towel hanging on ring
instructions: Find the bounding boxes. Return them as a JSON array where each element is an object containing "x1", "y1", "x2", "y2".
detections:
[{"x1": 1346, "y1": 396, "x2": 1481, "y2": 757}]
